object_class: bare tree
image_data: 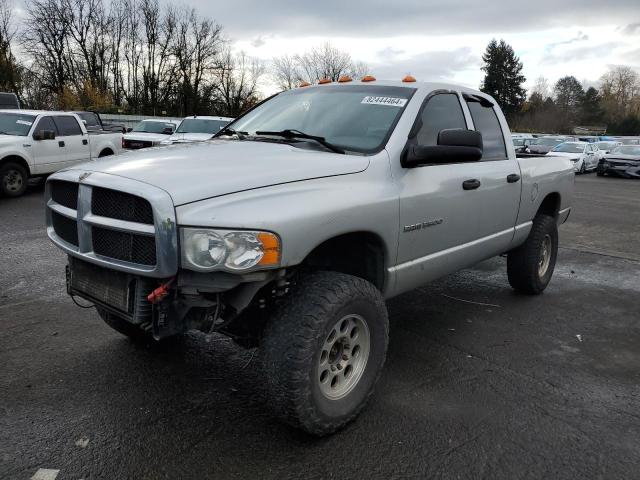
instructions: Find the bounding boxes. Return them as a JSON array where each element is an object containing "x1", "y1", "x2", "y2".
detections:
[
  {"x1": 599, "y1": 66, "x2": 640, "y2": 120},
  {"x1": 531, "y1": 76, "x2": 550, "y2": 99},
  {"x1": 22, "y1": 0, "x2": 74, "y2": 104},
  {"x1": 0, "y1": 0, "x2": 22, "y2": 95},
  {"x1": 272, "y1": 54, "x2": 300, "y2": 90},
  {"x1": 172, "y1": 8, "x2": 223, "y2": 115},
  {"x1": 214, "y1": 50, "x2": 264, "y2": 117}
]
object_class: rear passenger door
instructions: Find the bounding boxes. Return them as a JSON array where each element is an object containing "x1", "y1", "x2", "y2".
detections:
[
  {"x1": 395, "y1": 92, "x2": 521, "y2": 292},
  {"x1": 53, "y1": 115, "x2": 91, "y2": 167}
]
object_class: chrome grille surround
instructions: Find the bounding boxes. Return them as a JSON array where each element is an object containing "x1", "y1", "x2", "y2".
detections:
[{"x1": 45, "y1": 170, "x2": 178, "y2": 278}]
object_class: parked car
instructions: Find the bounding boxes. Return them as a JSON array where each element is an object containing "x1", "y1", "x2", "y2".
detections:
[
  {"x1": 0, "y1": 92, "x2": 20, "y2": 109},
  {"x1": 122, "y1": 119, "x2": 180, "y2": 149},
  {"x1": 528, "y1": 136, "x2": 571, "y2": 154},
  {"x1": 0, "y1": 110, "x2": 122, "y2": 197},
  {"x1": 161, "y1": 116, "x2": 233, "y2": 145},
  {"x1": 512, "y1": 137, "x2": 534, "y2": 153},
  {"x1": 549, "y1": 141, "x2": 599, "y2": 174},
  {"x1": 72, "y1": 111, "x2": 127, "y2": 133},
  {"x1": 595, "y1": 141, "x2": 622, "y2": 154},
  {"x1": 45, "y1": 80, "x2": 573, "y2": 435},
  {"x1": 597, "y1": 145, "x2": 640, "y2": 178}
]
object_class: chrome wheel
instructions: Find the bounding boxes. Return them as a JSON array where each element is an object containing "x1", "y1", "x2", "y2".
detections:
[
  {"x1": 317, "y1": 314, "x2": 370, "y2": 400},
  {"x1": 2, "y1": 169, "x2": 23, "y2": 193},
  {"x1": 538, "y1": 234, "x2": 552, "y2": 277}
]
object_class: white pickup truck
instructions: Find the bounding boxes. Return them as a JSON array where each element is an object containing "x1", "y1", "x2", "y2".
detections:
[{"x1": 0, "y1": 110, "x2": 122, "y2": 197}]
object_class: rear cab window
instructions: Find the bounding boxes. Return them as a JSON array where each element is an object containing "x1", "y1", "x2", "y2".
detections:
[
  {"x1": 53, "y1": 116, "x2": 83, "y2": 136},
  {"x1": 465, "y1": 98, "x2": 508, "y2": 161}
]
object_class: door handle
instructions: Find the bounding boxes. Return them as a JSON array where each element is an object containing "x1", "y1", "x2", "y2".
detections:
[
  {"x1": 58, "y1": 141, "x2": 65, "y2": 147},
  {"x1": 462, "y1": 179, "x2": 481, "y2": 190},
  {"x1": 82, "y1": 139, "x2": 88, "y2": 145},
  {"x1": 507, "y1": 173, "x2": 521, "y2": 183}
]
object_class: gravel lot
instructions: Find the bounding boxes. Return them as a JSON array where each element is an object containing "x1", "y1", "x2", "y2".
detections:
[{"x1": 1, "y1": 175, "x2": 639, "y2": 480}]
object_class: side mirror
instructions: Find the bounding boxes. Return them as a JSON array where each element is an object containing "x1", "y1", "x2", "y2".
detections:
[
  {"x1": 162, "y1": 127, "x2": 174, "y2": 135},
  {"x1": 33, "y1": 130, "x2": 56, "y2": 141},
  {"x1": 402, "y1": 129, "x2": 483, "y2": 168},
  {"x1": 126, "y1": 127, "x2": 133, "y2": 133}
]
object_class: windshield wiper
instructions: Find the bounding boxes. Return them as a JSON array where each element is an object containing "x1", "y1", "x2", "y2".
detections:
[
  {"x1": 215, "y1": 127, "x2": 248, "y2": 139},
  {"x1": 254, "y1": 129, "x2": 345, "y2": 154}
]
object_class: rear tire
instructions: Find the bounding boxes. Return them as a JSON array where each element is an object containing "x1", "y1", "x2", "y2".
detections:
[
  {"x1": 0, "y1": 162, "x2": 28, "y2": 197},
  {"x1": 261, "y1": 271, "x2": 389, "y2": 436},
  {"x1": 507, "y1": 214, "x2": 558, "y2": 295}
]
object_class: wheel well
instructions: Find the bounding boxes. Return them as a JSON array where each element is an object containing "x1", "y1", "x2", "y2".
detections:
[
  {"x1": 99, "y1": 148, "x2": 114, "y2": 157},
  {"x1": 0, "y1": 155, "x2": 30, "y2": 175},
  {"x1": 301, "y1": 232, "x2": 386, "y2": 291},
  {"x1": 536, "y1": 192, "x2": 561, "y2": 218}
]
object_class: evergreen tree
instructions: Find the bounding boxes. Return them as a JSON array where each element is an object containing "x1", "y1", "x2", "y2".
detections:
[
  {"x1": 480, "y1": 39, "x2": 526, "y2": 121},
  {"x1": 554, "y1": 76, "x2": 584, "y2": 131},
  {"x1": 580, "y1": 87, "x2": 603, "y2": 125}
]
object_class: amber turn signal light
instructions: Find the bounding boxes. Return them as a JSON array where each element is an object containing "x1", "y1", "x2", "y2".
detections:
[
  {"x1": 318, "y1": 78, "x2": 332, "y2": 84},
  {"x1": 361, "y1": 75, "x2": 376, "y2": 82}
]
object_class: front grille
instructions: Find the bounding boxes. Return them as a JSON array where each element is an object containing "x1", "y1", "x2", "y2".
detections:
[
  {"x1": 123, "y1": 139, "x2": 152, "y2": 149},
  {"x1": 51, "y1": 211, "x2": 78, "y2": 246},
  {"x1": 50, "y1": 181, "x2": 78, "y2": 209},
  {"x1": 92, "y1": 187, "x2": 154, "y2": 225},
  {"x1": 92, "y1": 226, "x2": 157, "y2": 265}
]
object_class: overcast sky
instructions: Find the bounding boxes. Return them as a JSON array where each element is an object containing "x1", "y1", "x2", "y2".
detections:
[{"x1": 206, "y1": 0, "x2": 640, "y2": 95}]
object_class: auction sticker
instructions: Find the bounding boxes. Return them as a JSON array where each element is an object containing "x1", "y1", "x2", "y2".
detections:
[
  {"x1": 361, "y1": 96, "x2": 407, "y2": 107},
  {"x1": 16, "y1": 120, "x2": 33, "y2": 126}
]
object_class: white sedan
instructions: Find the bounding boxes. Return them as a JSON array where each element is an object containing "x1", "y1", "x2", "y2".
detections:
[{"x1": 549, "y1": 142, "x2": 599, "y2": 174}]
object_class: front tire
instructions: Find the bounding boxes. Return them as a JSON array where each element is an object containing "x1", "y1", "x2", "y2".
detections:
[
  {"x1": 0, "y1": 162, "x2": 28, "y2": 197},
  {"x1": 507, "y1": 214, "x2": 558, "y2": 295},
  {"x1": 262, "y1": 271, "x2": 389, "y2": 436},
  {"x1": 579, "y1": 162, "x2": 586, "y2": 174}
]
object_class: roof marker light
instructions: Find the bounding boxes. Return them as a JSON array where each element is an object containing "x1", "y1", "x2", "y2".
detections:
[
  {"x1": 361, "y1": 75, "x2": 376, "y2": 82},
  {"x1": 318, "y1": 78, "x2": 332, "y2": 84},
  {"x1": 402, "y1": 75, "x2": 416, "y2": 83},
  {"x1": 338, "y1": 76, "x2": 352, "y2": 83}
]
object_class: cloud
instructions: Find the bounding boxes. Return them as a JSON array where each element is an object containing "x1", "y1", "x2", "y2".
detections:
[
  {"x1": 543, "y1": 42, "x2": 623, "y2": 65},
  {"x1": 545, "y1": 31, "x2": 589, "y2": 51},
  {"x1": 620, "y1": 22, "x2": 640, "y2": 35},
  {"x1": 204, "y1": 0, "x2": 640, "y2": 38},
  {"x1": 251, "y1": 36, "x2": 267, "y2": 48},
  {"x1": 370, "y1": 47, "x2": 479, "y2": 84}
]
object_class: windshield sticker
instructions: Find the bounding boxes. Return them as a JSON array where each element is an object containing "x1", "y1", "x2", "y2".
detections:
[
  {"x1": 16, "y1": 120, "x2": 33, "y2": 126},
  {"x1": 361, "y1": 96, "x2": 407, "y2": 107}
]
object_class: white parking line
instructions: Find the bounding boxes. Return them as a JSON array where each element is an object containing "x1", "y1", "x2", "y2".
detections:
[{"x1": 31, "y1": 469, "x2": 60, "y2": 480}]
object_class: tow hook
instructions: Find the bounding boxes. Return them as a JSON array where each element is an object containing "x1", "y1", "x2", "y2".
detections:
[{"x1": 147, "y1": 279, "x2": 175, "y2": 304}]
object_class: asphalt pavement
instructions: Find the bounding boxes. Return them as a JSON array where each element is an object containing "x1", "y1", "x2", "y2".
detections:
[{"x1": 1, "y1": 174, "x2": 639, "y2": 479}]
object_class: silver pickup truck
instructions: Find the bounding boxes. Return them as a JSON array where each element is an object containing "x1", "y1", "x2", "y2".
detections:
[{"x1": 45, "y1": 80, "x2": 573, "y2": 435}]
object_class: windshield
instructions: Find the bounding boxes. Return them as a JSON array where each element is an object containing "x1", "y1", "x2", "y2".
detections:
[
  {"x1": 229, "y1": 85, "x2": 416, "y2": 153},
  {"x1": 513, "y1": 139, "x2": 525, "y2": 146},
  {"x1": 176, "y1": 118, "x2": 229, "y2": 134},
  {"x1": 133, "y1": 120, "x2": 175, "y2": 134},
  {"x1": 611, "y1": 146, "x2": 640, "y2": 155},
  {"x1": 552, "y1": 143, "x2": 585, "y2": 153},
  {"x1": 0, "y1": 113, "x2": 36, "y2": 136}
]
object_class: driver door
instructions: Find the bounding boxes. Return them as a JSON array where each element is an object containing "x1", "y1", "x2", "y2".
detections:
[{"x1": 30, "y1": 116, "x2": 63, "y2": 175}]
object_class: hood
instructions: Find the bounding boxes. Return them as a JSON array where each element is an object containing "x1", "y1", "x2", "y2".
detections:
[
  {"x1": 164, "y1": 132, "x2": 213, "y2": 144},
  {"x1": 605, "y1": 154, "x2": 640, "y2": 163},
  {"x1": 124, "y1": 132, "x2": 170, "y2": 143},
  {"x1": 65, "y1": 139, "x2": 369, "y2": 205},
  {"x1": 548, "y1": 151, "x2": 583, "y2": 159},
  {"x1": 0, "y1": 134, "x2": 23, "y2": 145}
]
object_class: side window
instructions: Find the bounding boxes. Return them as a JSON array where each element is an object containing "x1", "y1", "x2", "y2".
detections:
[
  {"x1": 466, "y1": 101, "x2": 508, "y2": 161},
  {"x1": 53, "y1": 116, "x2": 82, "y2": 136},
  {"x1": 416, "y1": 93, "x2": 467, "y2": 146},
  {"x1": 33, "y1": 116, "x2": 57, "y2": 136}
]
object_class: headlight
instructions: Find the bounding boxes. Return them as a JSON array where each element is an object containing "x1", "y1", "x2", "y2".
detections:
[{"x1": 180, "y1": 228, "x2": 281, "y2": 272}]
